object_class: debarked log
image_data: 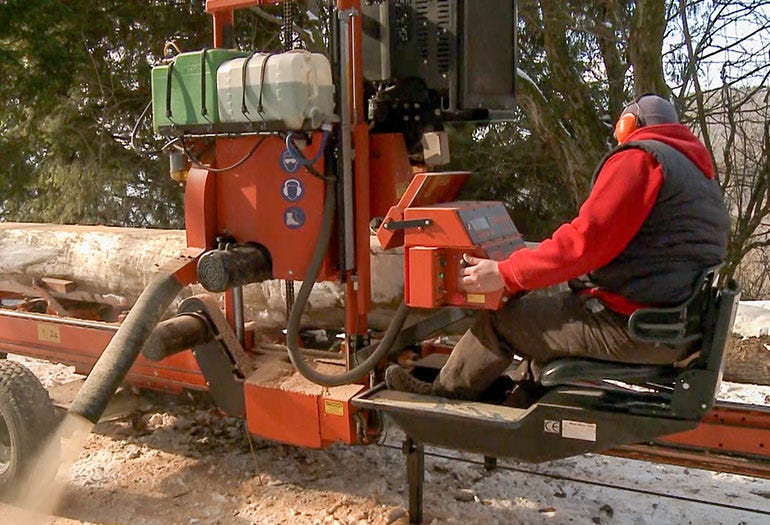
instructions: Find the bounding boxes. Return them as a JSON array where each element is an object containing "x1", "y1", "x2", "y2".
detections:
[
  {"x1": 3, "y1": 223, "x2": 769, "y2": 385},
  {"x1": 0, "y1": 223, "x2": 405, "y2": 331}
]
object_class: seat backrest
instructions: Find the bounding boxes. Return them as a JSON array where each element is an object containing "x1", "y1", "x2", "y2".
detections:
[
  {"x1": 668, "y1": 279, "x2": 740, "y2": 418},
  {"x1": 627, "y1": 265, "x2": 721, "y2": 345},
  {"x1": 691, "y1": 279, "x2": 740, "y2": 373}
]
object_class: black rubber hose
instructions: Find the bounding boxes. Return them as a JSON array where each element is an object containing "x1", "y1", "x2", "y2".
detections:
[
  {"x1": 285, "y1": 179, "x2": 409, "y2": 387},
  {"x1": 69, "y1": 273, "x2": 183, "y2": 424}
]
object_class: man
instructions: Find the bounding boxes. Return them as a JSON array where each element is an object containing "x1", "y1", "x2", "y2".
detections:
[{"x1": 386, "y1": 93, "x2": 730, "y2": 400}]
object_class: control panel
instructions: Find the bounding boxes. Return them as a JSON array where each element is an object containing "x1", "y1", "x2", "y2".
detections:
[{"x1": 401, "y1": 201, "x2": 524, "y2": 309}]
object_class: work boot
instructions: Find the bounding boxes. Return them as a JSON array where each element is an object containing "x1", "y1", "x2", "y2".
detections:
[
  {"x1": 384, "y1": 365, "x2": 434, "y2": 395},
  {"x1": 504, "y1": 381, "x2": 548, "y2": 408}
]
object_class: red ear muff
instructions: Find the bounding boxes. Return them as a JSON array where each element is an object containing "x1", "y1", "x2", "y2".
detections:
[{"x1": 614, "y1": 112, "x2": 638, "y2": 143}]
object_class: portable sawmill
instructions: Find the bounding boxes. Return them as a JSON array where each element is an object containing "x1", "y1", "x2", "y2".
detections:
[{"x1": 0, "y1": 1, "x2": 750, "y2": 523}]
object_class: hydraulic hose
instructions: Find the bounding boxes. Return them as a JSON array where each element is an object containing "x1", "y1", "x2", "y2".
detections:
[
  {"x1": 69, "y1": 273, "x2": 183, "y2": 424},
  {"x1": 286, "y1": 177, "x2": 409, "y2": 387}
]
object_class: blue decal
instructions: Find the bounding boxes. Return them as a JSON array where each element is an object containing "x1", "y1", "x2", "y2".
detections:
[
  {"x1": 284, "y1": 207, "x2": 306, "y2": 229},
  {"x1": 280, "y1": 149, "x2": 301, "y2": 173},
  {"x1": 281, "y1": 178, "x2": 305, "y2": 202}
]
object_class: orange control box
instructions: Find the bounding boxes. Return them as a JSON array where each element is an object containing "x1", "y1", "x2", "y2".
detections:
[{"x1": 402, "y1": 202, "x2": 525, "y2": 310}]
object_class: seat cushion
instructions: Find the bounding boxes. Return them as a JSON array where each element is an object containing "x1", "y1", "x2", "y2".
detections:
[{"x1": 539, "y1": 357, "x2": 677, "y2": 387}]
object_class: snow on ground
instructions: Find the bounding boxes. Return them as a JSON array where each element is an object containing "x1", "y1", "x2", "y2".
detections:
[
  {"x1": 718, "y1": 380, "x2": 770, "y2": 405},
  {"x1": 6, "y1": 297, "x2": 770, "y2": 524},
  {"x1": 733, "y1": 301, "x2": 770, "y2": 338},
  {"x1": 4, "y1": 354, "x2": 770, "y2": 524}
]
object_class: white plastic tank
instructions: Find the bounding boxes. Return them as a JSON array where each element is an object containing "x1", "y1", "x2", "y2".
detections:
[{"x1": 217, "y1": 50, "x2": 335, "y2": 130}]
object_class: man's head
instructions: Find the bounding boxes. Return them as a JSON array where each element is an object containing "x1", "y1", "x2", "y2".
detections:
[{"x1": 614, "y1": 93, "x2": 679, "y2": 144}]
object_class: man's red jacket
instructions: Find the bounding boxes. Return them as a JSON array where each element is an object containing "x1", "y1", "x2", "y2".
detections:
[{"x1": 496, "y1": 123, "x2": 716, "y2": 315}]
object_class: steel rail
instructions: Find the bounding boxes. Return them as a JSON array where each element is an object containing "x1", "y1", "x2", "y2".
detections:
[{"x1": 610, "y1": 400, "x2": 770, "y2": 478}]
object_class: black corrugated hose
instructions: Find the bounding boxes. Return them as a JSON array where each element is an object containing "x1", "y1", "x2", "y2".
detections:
[{"x1": 69, "y1": 273, "x2": 183, "y2": 424}]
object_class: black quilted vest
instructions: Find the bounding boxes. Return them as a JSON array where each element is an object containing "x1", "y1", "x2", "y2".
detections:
[{"x1": 588, "y1": 139, "x2": 729, "y2": 305}]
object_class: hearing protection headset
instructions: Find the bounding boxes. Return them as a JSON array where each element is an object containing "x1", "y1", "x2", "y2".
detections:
[{"x1": 614, "y1": 96, "x2": 647, "y2": 144}]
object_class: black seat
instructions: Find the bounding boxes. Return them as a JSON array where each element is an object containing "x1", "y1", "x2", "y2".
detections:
[{"x1": 539, "y1": 266, "x2": 740, "y2": 419}]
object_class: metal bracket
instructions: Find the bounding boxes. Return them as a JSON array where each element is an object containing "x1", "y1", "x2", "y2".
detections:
[{"x1": 178, "y1": 294, "x2": 249, "y2": 417}]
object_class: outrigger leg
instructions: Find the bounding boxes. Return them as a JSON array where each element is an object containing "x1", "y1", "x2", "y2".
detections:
[{"x1": 404, "y1": 436, "x2": 425, "y2": 524}]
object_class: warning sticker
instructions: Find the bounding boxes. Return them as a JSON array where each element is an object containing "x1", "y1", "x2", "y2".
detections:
[
  {"x1": 324, "y1": 400, "x2": 345, "y2": 417},
  {"x1": 38, "y1": 323, "x2": 61, "y2": 343},
  {"x1": 561, "y1": 420, "x2": 597, "y2": 442},
  {"x1": 281, "y1": 178, "x2": 305, "y2": 202},
  {"x1": 465, "y1": 293, "x2": 486, "y2": 304},
  {"x1": 284, "y1": 207, "x2": 306, "y2": 229},
  {"x1": 280, "y1": 150, "x2": 301, "y2": 173}
]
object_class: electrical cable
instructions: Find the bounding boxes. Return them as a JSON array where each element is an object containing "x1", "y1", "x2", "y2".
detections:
[
  {"x1": 130, "y1": 100, "x2": 161, "y2": 156},
  {"x1": 179, "y1": 134, "x2": 269, "y2": 173}
]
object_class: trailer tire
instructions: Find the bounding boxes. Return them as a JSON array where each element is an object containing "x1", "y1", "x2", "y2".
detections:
[{"x1": 0, "y1": 360, "x2": 59, "y2": 496}]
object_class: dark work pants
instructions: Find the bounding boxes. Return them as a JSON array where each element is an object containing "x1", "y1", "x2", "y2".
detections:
[{"x1": 434, "y1": 290, "x2": 691, "y2": 399}]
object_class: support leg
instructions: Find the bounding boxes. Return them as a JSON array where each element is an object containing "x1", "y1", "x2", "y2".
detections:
[
  {"x1": 403, "y1": 437, "x2": 424, "y2": 524},
  {"x1": 484, "y1": 455, "x2": 497, "y2": 471}
]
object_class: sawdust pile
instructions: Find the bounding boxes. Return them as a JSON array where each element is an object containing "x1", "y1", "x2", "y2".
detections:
[{"x1": 724, "y1": 334, "x2": 770, "y2": 386}]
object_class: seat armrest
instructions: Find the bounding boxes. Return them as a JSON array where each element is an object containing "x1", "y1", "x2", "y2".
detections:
[{"x1": 628, "y1": 265, "x2": 721, "y2": 345}]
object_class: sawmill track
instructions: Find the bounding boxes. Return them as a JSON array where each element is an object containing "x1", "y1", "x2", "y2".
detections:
[{"x1": 380, "y1": 443, "x2": 770, "y2": 517}]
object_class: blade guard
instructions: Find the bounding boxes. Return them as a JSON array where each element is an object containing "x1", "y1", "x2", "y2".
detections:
[{"x1": 377, "y1": 172, "x2": 470, "y2": 250}]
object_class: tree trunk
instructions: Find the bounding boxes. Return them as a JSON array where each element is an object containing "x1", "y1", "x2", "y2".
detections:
[{"x1": 628, "y1": 0, "x2": 669, "y2": 96}]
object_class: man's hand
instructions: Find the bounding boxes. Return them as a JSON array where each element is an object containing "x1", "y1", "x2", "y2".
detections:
[{"x1": 461, "y1": 254, "x2": 505, "y2": 293}]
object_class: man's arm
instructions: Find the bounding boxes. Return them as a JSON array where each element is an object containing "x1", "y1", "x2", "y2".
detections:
[{"x1": 491, "y1": 149, "x2": 665, "y2": 293}]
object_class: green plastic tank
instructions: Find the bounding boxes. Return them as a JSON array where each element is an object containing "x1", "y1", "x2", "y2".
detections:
[{"x1": 151, "y1": 49, "x2": 246, "y2": 134}]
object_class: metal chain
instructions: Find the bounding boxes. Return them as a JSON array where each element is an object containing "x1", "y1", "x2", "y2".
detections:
[
  {"x1": 285, "y1": 279, "x2": 295, "y2": 321},
  {"x1": 282, "y1": 1, "x2": 296, "y2": 51}
]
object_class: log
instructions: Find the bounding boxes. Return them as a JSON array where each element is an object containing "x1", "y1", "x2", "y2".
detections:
[
  {"x1": 723, "y1": 303, "x2": 770, "y2": 385},
  {"x1": 4, "y1": 223, "x2": 770, "y2": 384},
  {"x1": 0, "y1": 223, "x2": 185, "y2": 306},
  {"x1": 0, "y1": 223, "x2": 405, "y2": 331}
]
